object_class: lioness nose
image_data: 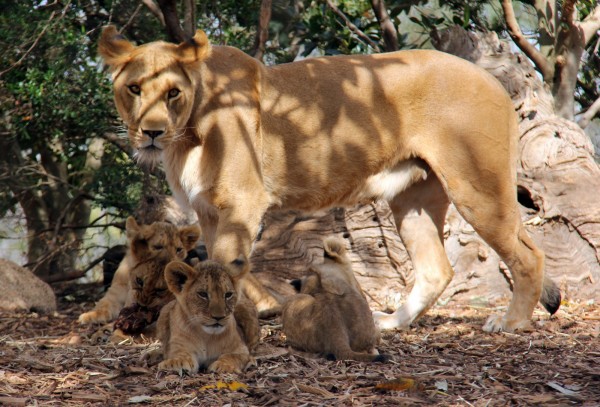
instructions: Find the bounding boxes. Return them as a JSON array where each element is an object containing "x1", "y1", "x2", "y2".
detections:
[{"x1": 142, "y1": 129, "x2": 164, "y2": 139}]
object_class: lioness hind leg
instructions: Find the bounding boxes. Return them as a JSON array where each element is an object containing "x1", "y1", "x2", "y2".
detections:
[
  {"x1": 448, "y1": 178, "x2": 559, "y2": 332},
  {"x1": 374, "y1": 175, "x2": 452, "y2": 330},
  {"x1": 480, "y1": 225, "x2": 551, "y2": 333}
]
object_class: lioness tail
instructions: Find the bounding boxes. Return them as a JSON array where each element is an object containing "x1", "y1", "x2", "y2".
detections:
[{"x1": 540, "y1": 275, "x2": 561, "y2": 315}]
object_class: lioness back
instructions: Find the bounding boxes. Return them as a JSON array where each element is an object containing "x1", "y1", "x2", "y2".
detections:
[{"x1": 157, "y1": 260, "x2": 258, "y2": 374}]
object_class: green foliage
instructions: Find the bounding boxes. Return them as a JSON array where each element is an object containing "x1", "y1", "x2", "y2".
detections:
[{"x1": 0, "y1": 1, "x2": 166, "y2": 219}]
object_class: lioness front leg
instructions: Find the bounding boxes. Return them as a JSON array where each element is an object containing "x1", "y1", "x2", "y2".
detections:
[{"x1": 210, "y1": 206, "x2": 281, "y2": 317}]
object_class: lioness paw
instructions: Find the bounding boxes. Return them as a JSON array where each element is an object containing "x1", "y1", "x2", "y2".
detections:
[
  {"x1": 372, "y1": 310, "x2": 411, "y2": 331},
  {"x1": 158, "y1": 357, "x2": 198, "y2": 374},
  {"x1": 483, "y1": 314, "x2": 533, "y2": 333}
]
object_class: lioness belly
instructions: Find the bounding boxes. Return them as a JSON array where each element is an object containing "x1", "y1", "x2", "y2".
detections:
[{"x1": 276, "y1": 158, "x2": 429, "y2": 210}]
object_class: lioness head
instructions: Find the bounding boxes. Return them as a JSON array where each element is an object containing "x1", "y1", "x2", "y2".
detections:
[
  {"x1": 164, "y1": 260, "x2": 245, "y2": 335},
  {"x1": 126, "y1": 216, "x2": 201, "y2": 308},
  {"x1": 98, "y1": 26, "x2": 210, "y2": 167}
]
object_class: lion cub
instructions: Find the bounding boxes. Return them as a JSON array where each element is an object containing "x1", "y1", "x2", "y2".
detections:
[
  {"x1": 79, "y1": 217, "x2": 200, "y2": 326},
  {"x1": 156, "y1": 259, "x2": 259, "y2": 374},
  {"x1": 282, "y1": 238, "x2": 387, "y2": 362}
]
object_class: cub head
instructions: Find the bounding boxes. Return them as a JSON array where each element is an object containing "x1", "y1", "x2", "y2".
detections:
[
  {"x1": 126, "y1": 216, "x2": 201, "y2": 308},
  {"x1": 294, "y1": 237, "x2": 363, "y2": 297},
  {"x1": 98, "y1": 25, "x2": 210, "y2": 167},
  {"x1": 164, "y1": 259, "x2": 246, "y2": 335}
]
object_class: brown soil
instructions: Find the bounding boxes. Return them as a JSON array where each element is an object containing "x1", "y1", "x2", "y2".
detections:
[{"x1": 0, "y1": 283, "x2": 598, "y2": 406}]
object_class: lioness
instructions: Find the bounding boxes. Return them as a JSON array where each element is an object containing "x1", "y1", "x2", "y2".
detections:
[
  {"x1": 99, "y1": 26, "x2": 561, "y2": 332},
  {"x1": 79, "y1": 217, "x2": 200, "y2": 325},
  {"x1": 283, "y1": 238, "x2": 387, "y2": 362},
  {"x1": 156, "y1": 259, "x2": 258, "y2": 374}
]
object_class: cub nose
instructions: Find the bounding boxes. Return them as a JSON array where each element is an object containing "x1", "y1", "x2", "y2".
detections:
[{"x1": 142, "y1": 129, "x2": 164, "y2": 139}]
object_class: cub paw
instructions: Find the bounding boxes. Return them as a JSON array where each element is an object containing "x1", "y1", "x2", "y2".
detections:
[
  {"x1": 158, "y1": 357, "x2": 198, "y2": 374},
  {"x1": 142, "y1": 348, "x2": 163, "y2": 366},
  {"x1": 483, "y1": 314, "x2": 532, "y2": 333},
  {"x1": 256, "y1": 298, "x2": 281, "y2": 319},
  {"x1": 78, "y1": 309, "x2": 111, "y2": 324},
  {"x1": 208, "y1": 354, "x2": 253, "y2": 374}
]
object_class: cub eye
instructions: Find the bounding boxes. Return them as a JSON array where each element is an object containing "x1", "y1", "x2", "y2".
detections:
[
  {"x1": 153, "y1": 244, "x2": 164, "y2": 250},
  {"x1": 128, "y1": 84, "x2": 141, "y2": 95},
  {"x1": 168, "y1": 88, "x2": 180, "y2": 99},
  {"x1": 135, "y1": 277, "x2": 144, "y2": 288},
  {"x1": 198, "y1": 291, "x2": 209, "y2": 299},
  {"x1": 176, "y1": 247, "x2": 183, "y2": 254},
  {"x1": 224, "y1": 292, "x2": 234, "y2": 299},
  {"x1": 155, "y1": 288, "x2": 166, "y2": 296}
]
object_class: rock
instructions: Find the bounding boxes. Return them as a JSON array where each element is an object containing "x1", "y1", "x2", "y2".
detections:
[{"x1": 0, "y1": 259, "x2": 57, "y2": 313}]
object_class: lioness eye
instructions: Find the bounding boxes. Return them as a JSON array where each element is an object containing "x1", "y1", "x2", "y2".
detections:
[
  {"x1": 225, "y1": 292, "x2": 234, "y2": 299},
  {"x1": 135, "y1": 277, "x2": 143, "y2": 287},
  {"x1": 198, "y1": 291, "x2": 208, "y2": 299},
  {"x1": 153, "y1": 244, "x2": 164, "y2": 250},
  {"x1": 128, "y1": 84, "x2": 141, "y2": 95},
  {"x1": 168, "y1": 88, "x2": 180, "y2": 99},
  {"x1": 176, "y1": 247, "x2": 183, "y2": 254}
]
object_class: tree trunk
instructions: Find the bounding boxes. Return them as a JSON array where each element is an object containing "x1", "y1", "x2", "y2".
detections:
[{"x1": 432, "y1": 27, "x2": 600, "y2": 301}]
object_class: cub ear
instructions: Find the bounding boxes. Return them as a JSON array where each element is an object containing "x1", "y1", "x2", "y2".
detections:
[
  {"x1": 323, "y1": 237, "x2": 348, "y2": 264},
  {"x1": 125, "y1": 216, "x2": 140, "y2": 240},
  {"x1": 98, "y1": 25, "x2": 134, "y2": 68},
  {"x1": 179, "y1": 224, "x2": 201, "y2": 251},
  {"x1": 165, "y1": 261, "x2": 196, "y2": 295},
  {"x1": 176, "y1": 29, "x2": 210, "y2": 64},
  {"x1": 227, "y1": 255, "x2": 249, "y2": 279}
]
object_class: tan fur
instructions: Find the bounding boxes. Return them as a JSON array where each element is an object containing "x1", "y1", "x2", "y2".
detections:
[
  {"x1": 156, "y1": 260, "x2": 258, "y2": 374},
  {"x1": 99, "y1": 27, "x2": 561, "y2": 332},
  {"x1": 282, "y1": 238, "x2": 384, "y2": 362},
  {"x1": 78, "y1": 217, "x2": 200, "y2": 324}
]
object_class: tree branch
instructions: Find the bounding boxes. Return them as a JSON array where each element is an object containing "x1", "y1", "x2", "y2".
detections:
[
  {"x1": 156, "y1": 0, "x2": 187, "y2": 43},
  {"x1": 142, "y1": 0, "x2": 165, "y2": 25},
  {"x1": 580, "y1": 5, "x2": 600, "y2": 46},
  {"x1": 0, "y1": 0, "x2": 71, "y2": 78},
  {"x1": 326, "y1": 0, "x2": 381, "y2": 53},
  {"x1": 577, "y1": 96, "x2": 600, "y2": 129},
  {"x1": 501, "y1": 0, "x2": 553, "y2": 81},
  {"x1": 253, "y1": 0, "x2": 272, "y2": 61},
  {"x1": 370, "y1": 0, "x2": 398, "y2": 52}
]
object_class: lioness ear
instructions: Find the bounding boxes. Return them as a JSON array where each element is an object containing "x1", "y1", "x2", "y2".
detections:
[
  {"x1": 179, "y1": 224, "x2": 201, "y2": 251},
  {"x1": 177, "y1": 29, "x2": 210, "y2": 64},
  {"x1": 165, "y1": 261, "x2": 195, "y2": 295},
  {"x1": 98, "y1": 25, "x2": 134, "y2": 68}
]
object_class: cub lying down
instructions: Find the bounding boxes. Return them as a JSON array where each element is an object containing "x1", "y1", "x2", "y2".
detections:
[
  {"x1": 79, "y1": 217, "x2": 200, "y2": 326},
  {"x1": 156, "y1": 259, "x2": 260, "y2": 374},
  {"x1": 282, "y1": 238, "x2": 388, "y2": 362}
]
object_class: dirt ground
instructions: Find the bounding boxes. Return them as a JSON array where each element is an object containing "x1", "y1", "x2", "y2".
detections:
[{"x1": 0, "y1": 282, "x2": 598, "y2": 406}]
